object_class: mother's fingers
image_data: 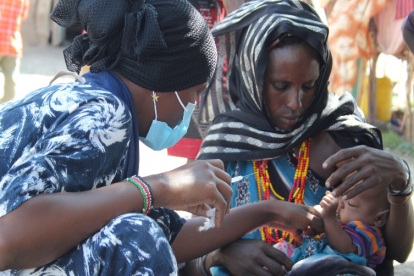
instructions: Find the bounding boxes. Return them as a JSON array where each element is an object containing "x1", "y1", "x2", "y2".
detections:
[
  {"x1": 323, "y1": 146, "x2": 368, "y2": 170},
  {"x1": 264, "y1": 246, "x2": 294, "y2": 271},
  {"x1": 325, "y1": 147, "x2": 373, "y2": 189},
  {"x1": 330, "y1": 165, "x2": 376, "y2": 199}
]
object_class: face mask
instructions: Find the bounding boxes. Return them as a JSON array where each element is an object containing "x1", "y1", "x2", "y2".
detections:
[{"x1": 140, "y1": 91, "x2": 196, "y2": 151}]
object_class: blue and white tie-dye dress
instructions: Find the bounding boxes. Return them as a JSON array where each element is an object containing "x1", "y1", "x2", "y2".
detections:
[{"x1": 0, "y1": 81, "x2": 184, "y2": 275}]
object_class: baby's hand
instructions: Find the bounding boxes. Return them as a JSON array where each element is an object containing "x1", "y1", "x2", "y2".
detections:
[{"x1": 319, "y1": 192, "x2": 339, "y2": 220}]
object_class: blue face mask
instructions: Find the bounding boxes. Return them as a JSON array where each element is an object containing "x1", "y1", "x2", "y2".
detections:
[{"x1": 139, "y1": 91, "x2": 196, "y2": 151}]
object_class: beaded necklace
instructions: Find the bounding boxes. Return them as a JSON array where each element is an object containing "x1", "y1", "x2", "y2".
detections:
[{"x1": 254, "y1": 138, "x2": 311, "y2": 245}]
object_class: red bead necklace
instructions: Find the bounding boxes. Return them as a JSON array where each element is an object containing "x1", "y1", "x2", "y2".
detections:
[{"x1": 254, "y1": 139, "x2": 311, "y2": 245}]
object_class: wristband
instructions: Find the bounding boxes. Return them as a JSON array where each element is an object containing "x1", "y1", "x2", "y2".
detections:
[
  {"x1": 125, "y1": 176, "x2": 154, "y2": 214},
  {"x1": 388, "y1": 160, "x2": 413, "y2": 197},
  {"x1": 134, "y1": 176, "x2": 155, "y2": 209},
  {"x1": 388, "y1": 192, "x2": 413, "y2": 205}
]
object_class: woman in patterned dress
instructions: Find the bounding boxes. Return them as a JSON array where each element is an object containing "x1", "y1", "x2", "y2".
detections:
[{"x1": 195, "y1": 1, "x2": 414, "y2": 275}]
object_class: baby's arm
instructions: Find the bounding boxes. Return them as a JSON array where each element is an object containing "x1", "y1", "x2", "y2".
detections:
[{"x1": 320, "y1": 193, "x2": 358, "y2": 254}]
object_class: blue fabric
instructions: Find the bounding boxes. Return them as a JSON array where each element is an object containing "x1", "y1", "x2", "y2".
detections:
[
  {"x1": 8, "y1": 213, "x2": 178, "y2": 276},
  {"x1": 0, "y1": 81, "x2": 184, "y2": 275},
  {"x1": 83, "y1": 71, "x2": 139, "y2": 178},
  {"x1": 291, "y1": 235, "x2": 367, "y2": 268},
  {"x1": 271, "y1": 157, "x2": 327, "y2": 206},
  {"x1": 210, "y1": 157, "x2": 329, "y2": 276},
  {"x1": 225, "y1": 157, "x2": 328, "y2": 241},
  {"x1": 286, "y1": 255, "x2": 376, "y2": 276}
]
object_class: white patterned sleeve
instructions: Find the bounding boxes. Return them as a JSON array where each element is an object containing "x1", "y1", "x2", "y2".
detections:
[{"x1": 0, "y1": 86, "x2": 132, "y2": 217}]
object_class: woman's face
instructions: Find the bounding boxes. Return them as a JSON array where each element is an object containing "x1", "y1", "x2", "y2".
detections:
[{"x1": 263, "y1": 43, "x2": 320, "y2": 130}]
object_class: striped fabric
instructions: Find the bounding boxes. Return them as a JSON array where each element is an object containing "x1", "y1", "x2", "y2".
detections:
[
  {"x1": 0, "y1": 0, "x2": 29, "y2": 57},
  {"x1": 344, "y1": 221, "x2": 386, "y2": 268},
  {"x1": 396, "y1": 0, "x2": 414, "y2": 19},
  {"x1": 197, "y1": 0, "x2": 382, "y2": 162}
]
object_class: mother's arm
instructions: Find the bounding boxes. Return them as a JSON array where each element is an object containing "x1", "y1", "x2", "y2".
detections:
[{"x1": 323, "y1": 146, "x2": 414, "y2": 262}]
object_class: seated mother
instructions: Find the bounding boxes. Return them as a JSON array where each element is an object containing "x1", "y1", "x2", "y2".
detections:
[{"x1": 192, "y1": 0, "x2": 414, "y2": 275}]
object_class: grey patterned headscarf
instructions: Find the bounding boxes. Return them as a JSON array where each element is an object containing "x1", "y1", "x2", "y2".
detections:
[{"x1": 197, "y1": 0, "x2": 382, "y2": 161}]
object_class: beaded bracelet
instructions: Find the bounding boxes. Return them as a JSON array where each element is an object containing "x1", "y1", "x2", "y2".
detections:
[
  {"x1": 133, "y1": 176, "x2": 154, "y2": 214},
  {"x1": 388, "y1": 160, "x2": 413, "y2": 197},
  {"x1": 133, "y1": 176, "x2": 155, "y2": 209},
  {"x1": 125, "y1": 176, "x2": 154, "y2": 214}
]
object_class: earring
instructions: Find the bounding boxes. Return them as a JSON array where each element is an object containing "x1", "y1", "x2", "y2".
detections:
[{"x1": 151, "y1": 91, "x2": 159, "y2": 102}]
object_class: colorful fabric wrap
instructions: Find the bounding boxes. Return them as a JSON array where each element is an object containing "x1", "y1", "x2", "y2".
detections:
[{"x1": 291, "y1": 221, "x2": 386, "y2": 270}]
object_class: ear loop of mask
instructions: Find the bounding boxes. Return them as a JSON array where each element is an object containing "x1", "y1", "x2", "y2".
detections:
[
  {"x1": 152, "y1": 91, "x2": 186, "y2": 121},
  {"x1": 152, "y1": 91, "x2": 158, "y2": 121},
  {"x1": 175, "y1": 91, "x2": 187, "y2": 110}
]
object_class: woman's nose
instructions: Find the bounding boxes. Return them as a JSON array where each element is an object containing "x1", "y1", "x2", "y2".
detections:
[{"x1": 285, "y1": 89, "x2": 302, "y2": 111}]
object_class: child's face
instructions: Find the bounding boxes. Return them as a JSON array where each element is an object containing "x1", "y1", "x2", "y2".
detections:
[{"x1": 336, "y1": 190, "x2": 380, "y2": 226}]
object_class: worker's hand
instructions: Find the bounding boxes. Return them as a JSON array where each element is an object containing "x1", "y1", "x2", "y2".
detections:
[{"x1": 145, "y1": 159, "x2": 232, "y2": 228}]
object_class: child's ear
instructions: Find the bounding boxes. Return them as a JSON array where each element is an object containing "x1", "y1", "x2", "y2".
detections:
[{"x1": 374, "y1": 209, "x2": 390, "y2": 228}]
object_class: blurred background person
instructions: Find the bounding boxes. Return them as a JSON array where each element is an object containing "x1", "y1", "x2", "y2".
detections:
[{"x1": 0, "y1": 0, "x2": 29, "y2": 104}]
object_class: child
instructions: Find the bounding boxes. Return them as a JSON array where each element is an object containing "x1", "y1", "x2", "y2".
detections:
[{"x1": 276, "y1": 187, "x2": 390, "y2": 270}]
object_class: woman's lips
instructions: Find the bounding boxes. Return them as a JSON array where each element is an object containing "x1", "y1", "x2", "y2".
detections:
[{"x1": 281, "y1": 116, "x2": 299, "y2": 125}]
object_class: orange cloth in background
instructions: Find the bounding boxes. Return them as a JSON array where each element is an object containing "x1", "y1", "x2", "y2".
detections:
[
  {"x1": 0, "y1": 0, "x2": 30, "y2": 57},
  {"x1": 328, "y1": 0, "x2": 392, "y2": 95}
]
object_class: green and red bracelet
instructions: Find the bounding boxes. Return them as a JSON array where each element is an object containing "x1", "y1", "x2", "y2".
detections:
[{"x1": 125, "y1": 176, "x2": 154, "y2": 214}]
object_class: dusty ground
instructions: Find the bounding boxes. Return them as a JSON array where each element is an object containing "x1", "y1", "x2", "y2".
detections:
[{"x1": 1, "y1": 44, "x2": 413, "y2": 275}]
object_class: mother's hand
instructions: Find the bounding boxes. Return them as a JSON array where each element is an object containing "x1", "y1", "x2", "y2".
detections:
[
  {"x1": 145, "y1": 159, "x2": 232, "y2": 228},
  {"x1": 322, "y1": 145, "x2": 407, "y2": 199},
  {"x1": 207, "y1": 239, "x2": 293, "y2": 276}
]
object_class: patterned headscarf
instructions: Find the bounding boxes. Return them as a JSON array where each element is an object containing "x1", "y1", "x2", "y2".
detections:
[
  {"x1": 50, "y1": 0, "x2": 217, "y2": 92},
  {"x1": 197, "y1": 0, "x2": 382, "y2": 161}
]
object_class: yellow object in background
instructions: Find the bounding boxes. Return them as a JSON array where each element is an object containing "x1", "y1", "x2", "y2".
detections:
[{"x1": 360, "y1": 77, "x2": 392, "y2": 122}]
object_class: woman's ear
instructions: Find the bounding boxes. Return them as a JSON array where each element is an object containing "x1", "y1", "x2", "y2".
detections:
[{"x1": 374, "y1": 209, "x2": 390, "y2": 228}]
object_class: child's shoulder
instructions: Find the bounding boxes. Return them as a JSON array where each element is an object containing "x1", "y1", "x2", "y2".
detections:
[{"x1": 344, "y1": 221, "x2": 384, "y2": 240}]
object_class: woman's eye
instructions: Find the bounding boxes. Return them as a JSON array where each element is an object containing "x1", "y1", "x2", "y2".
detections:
[
  {"x1": 347, "y1": 201, "x2": 355, "y2": 207},
  {"x1": 302, "y1": 84, "x2": 316, "y2": 90},
  {"x1": 273, "y1": 84, "x2": 288, "y2": 91}
]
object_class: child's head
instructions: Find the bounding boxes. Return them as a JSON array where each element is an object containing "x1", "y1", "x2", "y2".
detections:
[{"x1": 336, "y1": 187, "x2": 390, "y2": 228}]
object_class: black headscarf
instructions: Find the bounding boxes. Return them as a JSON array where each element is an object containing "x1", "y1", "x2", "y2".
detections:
[
  {"x1": 197, "y1": 0, "x2": 382, "y2": 161},
  {"x1": 50, "y1": 0, "x2": 217, "y2": 92}
]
